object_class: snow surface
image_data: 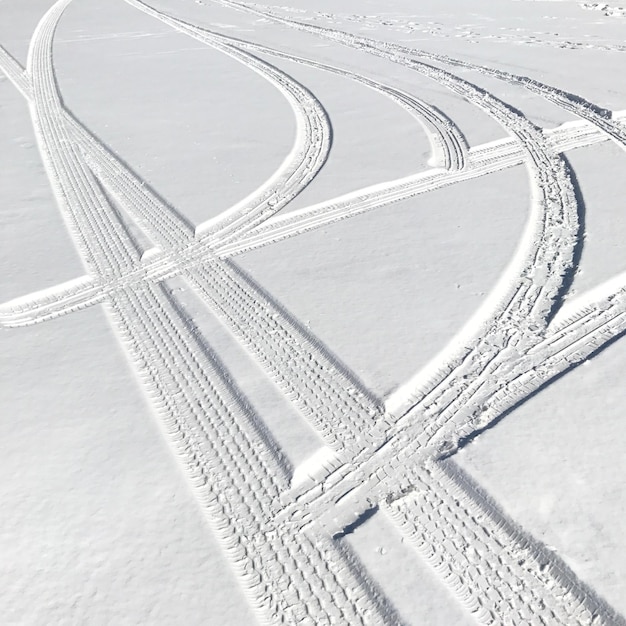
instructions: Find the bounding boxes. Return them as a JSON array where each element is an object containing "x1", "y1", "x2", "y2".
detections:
[{"x1": 2, "y1": 0, "x2": 626, "y2": 624}]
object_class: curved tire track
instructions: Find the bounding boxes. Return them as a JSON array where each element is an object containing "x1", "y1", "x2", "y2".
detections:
[
  {"x1": 22, "y1": 3, "x2": 403, "y2": 623},
  {"x1": 123, "y1": 0, "x2": 332, "y2": 246},
  {"x1": 171, "y1": 23, "x2": 469, "y2": 171}
]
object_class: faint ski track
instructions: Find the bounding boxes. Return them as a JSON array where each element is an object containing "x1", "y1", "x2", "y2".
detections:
[{"x1": 3, "y1": 0, "x2": 626, "y2": 623}]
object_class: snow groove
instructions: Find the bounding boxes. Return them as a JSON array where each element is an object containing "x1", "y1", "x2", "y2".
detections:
[
  {"x1": 3, "y1": 8, "x2": 387, "y2": 462},
  {"x1": 1, "y1": 115, "x2": 621, "y2": 329},
  {"x1": 402, "y1": 49, "x2": 626, "y2": 157},
  {"x1": 15, "y1": 3, "x2": 403, "y2": 623},
  {"x1": 208, "y1": 2, "x2": 581, "y2": 450},
  {"x1": 145, "y1": 16, "x2": 469, "y2": 172},
  {"x1": 6, "y1": 0, "x2": 626, "y2": 623},
  {"x1": 219, "y1": 0, "x2": 579, "y2": 486}
]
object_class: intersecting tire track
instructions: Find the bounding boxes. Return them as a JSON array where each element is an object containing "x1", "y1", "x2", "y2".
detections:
[
  {"x1": 0, "y1": 115, "x2": 622, "y2": 329},
  {"x1": 70, "y1": 3, "x2": 387, "y2": 458},
  {"x1": 222, "y1": 0, "x2": 580, "y2": 489},
  {"x1": 218, "y1": 116, "x2": 616, "y2": 258},
  {"x1": 6, "y1": 0, "x2": 626, "y2": 623},
  {"x1": 207, "y1": 2, "x2": 581, "y2": 452},
  {"x1": 0, "y1": 45, "x2": 32, "y2": 98},
  {"x1": 23, "y1": 2, "x2": 406, "y2": 624},
  {"x1": 401, "y1": 47, "x2": 626, "y2": 157},
  {"x1": 28, "y1": 0, "x2": 142, "y2": 278},
  {"x1": 2, "y1": 20, "x2": 387, "y2": 462},
  {"x1": 200, "y1": 5, "x2": 626, "y2": 624},
  {"x1": 109, "y1": 281, "x2": 402, "y2": 626}
]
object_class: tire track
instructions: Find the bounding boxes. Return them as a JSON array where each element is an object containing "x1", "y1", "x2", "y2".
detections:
[
  {"x1": 122, "y1": 0, "x2": 331, "y2": 246},
  {"x1": 401, "y1": 48, "x2": 626, "y2": 157},
  {"x1": 8, "y1": 0, "x2": 385, "y2": 458},
  {"x1": 216, "y1": 0, "x2": 580, "y2": 475},
  {"x1": 27, "y1": 0, "x2": 141, "y2": 277},
  {"x1": 13, "y1": 0, "x2": 584, "y2": 464},
  {"x1": 146, "y1": 16, "x2": 468, "y2": 172},
  {"x1": 22, "y1": 3, "x2": 404, "y2": 623},
  {"x1": 3, "y1": 57, "x2": 384, "y2": 461},
  {"x1": 230, "y1": 38, "x2": 469, "y2": 172},
  {"x1": 219, "y1": 115, "x2": 613, "y2": 258},
  {"x1": 2, "y1": 1, "x2": 608, "y2": 478},
  {"x1": 9, "y1": 2, "x2": 626, "y2": 623},
  {"x1": 188, "y1": 260, "x2": 386, "y2": 455},
  {"x1": 197, "y1": 9, "x2": 626, "y2": 622},
  {"x1": 4, "y1": 2, "x2": 620, "y2": 486},
  {"x1": 455, "y1": 276, "x2": 626, "y2": 444},
  {"x1": 288, "y1": 272, "x2": 626, "y2": 530},
  {"x1": 209, "y1": 1, "x2": 581, "y2": 446},
  {"x1": 2, "y1": 113, "x2": 620, "y2": 329},
  {"x1": 0, "y1": 44, "x2": 32, "y2": 99},
  {"x1": 110, "y1": 281, "x2": 402, "y2": 626},
  {"x1": 61, "y1": 8, "x2": 383, "y2": 456},
  {"x1": 385, "y1": 458, "x2": 624, "y2": 626}
]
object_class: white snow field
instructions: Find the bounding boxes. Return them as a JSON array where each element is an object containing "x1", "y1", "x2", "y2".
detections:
[{"x1": 2, "y1": 0, "x2": 626, "y2": 623}]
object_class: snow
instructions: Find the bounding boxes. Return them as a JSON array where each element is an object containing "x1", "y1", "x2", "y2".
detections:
[{"x1": 2, "y1": 0, "x2": 626, "y2": 624}]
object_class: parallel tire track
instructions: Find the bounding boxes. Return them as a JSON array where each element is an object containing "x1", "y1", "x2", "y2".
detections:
[
  {"x1": 11, "y1": 2, "x2": 626, "y2": 624},
  {"x1": 24, "y1": 3, "x2": 403, "y2": 623},
  {"x1": 217, "y1": 0, "x2": 581, "y2": 488},
  {"x1": 28, "y1": 0, "x2": 141, "y2": 277},
  {"x1": 67, "y1": 6, "x2": 385, "y2": 457},
  {"x1": 160, "y1": 21, "x2": 469, "y2": 171},
  {"x1": 2, "y1": 114, "x2": 622, "y2": 329},
  {"x1": 0, "y1": 45, "x2": 32, "y2": 98},
  {"x1": 5, "y1": 2, "x2": 384, "y2": 460},
  {"x1": 110, "y1": 281, "x2": 402, "y2": 626},
  {"x1": 209, "y1": 0, "x2": 580, "y2": 449}
]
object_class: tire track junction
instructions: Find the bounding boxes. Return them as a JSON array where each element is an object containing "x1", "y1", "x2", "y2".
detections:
[{"x1": 20, "y1": 2, "x2": 405, "y2": 623}]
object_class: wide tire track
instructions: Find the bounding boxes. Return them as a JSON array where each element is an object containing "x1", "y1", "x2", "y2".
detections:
[
  {"x1": 210, "y1": 0, "x2": 581, "y2": 456},
  {"x1": 385, "y1": 459, "x2": 624, "y2": 626}
]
